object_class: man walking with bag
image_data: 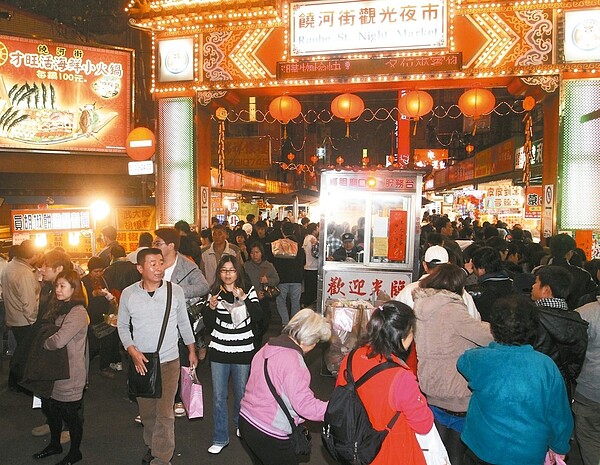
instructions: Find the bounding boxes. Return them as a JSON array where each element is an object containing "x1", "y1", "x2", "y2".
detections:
[{"x1": 117, "y1": 248, "x2": 198, "y2": 465}]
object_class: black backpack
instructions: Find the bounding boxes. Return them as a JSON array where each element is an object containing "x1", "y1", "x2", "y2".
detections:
[{"x1": 321, "y1": 349, "x2": 401, "y2": 465}]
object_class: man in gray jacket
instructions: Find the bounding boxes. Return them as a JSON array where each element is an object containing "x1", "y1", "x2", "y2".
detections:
[
  {"x1": 118, "y1": 248, "x2": 198, "y2": 465},
  {"x1": 152, "y1": 228, "x2": 209, "y2": 300}
]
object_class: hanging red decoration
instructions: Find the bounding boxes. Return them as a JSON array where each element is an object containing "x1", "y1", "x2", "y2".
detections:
[
  {"x1": 331, "y1": 93, "x2": 364, "y2": 137},
  {"x1": 458, "y1": 88, "x2": 495, "y2": 135},
  {"x1": 522, "y1": 96, "x2": 536, "y2": 111},
  {"x1": 269, "y1": 96, "x2": 302, "y2": 139},
  {"x1": 398, "y1": 90, "x2": 434, "y2": 135}
]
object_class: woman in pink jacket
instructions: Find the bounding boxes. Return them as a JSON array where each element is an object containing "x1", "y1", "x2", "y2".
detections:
[{"x1": 239, "y1": 308, "x2": 331, "y2": 465}]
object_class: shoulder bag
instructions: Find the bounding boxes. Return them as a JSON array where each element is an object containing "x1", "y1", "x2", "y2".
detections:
[
  {"x1": 260, "y1": 265, "x2": 280, "y2": 299},
  {"x1": 127, "y1": 281, "x2": 172, "y2": 399},
  {"x1": 264, "y1": 358, "x2": 312, "y2": 456}
]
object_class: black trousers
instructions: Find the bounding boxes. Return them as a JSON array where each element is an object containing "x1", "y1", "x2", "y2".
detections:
[
  {"x1": 254, "y1": 299, "x2": 272, "y2": 348},
  {"x1": 42, "y1": 397, "x2": 84, "y2": 458},
  {"x1": 435, "y1": 418, "x2": 467, "y2": 465},
  {"x1": 239, "y1": 416, "x2": 298, "y2": 465},
  {"x1": 464, "y1": 446, "x2": 495, "y2": 465},
  {"x1": 302, "y1": 270, "x2": 318, "y2": 306},
  {"x1": 8, "y1": 325, "x2": 33, "y2": 389}
]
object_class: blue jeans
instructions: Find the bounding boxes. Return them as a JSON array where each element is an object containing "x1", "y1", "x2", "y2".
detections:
[
  {"x1": 275, "y1": 283, "x2": 302, "y2": 325},
  {"x1": 211, "y1": 362, "x2": 251, "y2": 446}
]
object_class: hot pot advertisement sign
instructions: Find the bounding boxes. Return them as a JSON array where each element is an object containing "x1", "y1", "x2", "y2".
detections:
[{"x1": 0, "y1": 34, "x2": 132, "y2": 153}]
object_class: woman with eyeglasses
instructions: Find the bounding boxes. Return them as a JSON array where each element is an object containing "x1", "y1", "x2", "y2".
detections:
[{"x1": 202, "y1": 254, "x2": 262, "y2": 455}]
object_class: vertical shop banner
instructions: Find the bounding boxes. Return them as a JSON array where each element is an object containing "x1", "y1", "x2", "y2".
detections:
[
  {"x1": 543, "y1": 185, "x2": 554, "y2": 238},
  {"x1": 575, "y1": 230, "x2": 593, "y2": 261},
  {"x1": 524, "y1": 186, "x2": 542, "y2": 219},
  {"x1": 115, "y1": 206, "x2": 156, "y2": 252},
  {"x1": 0, "y1": 34, "x2": 132, "y2": 153},
  {"x1": 388, "y1": 210, "x2": 407, "y2": 261}
]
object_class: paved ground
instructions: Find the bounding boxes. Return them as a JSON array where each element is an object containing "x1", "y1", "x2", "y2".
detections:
[
  {"x1": 0, "y1": 318, "x2": 338, "y2": 465},
  {"x1": 0, "y1": 316, "x2": 585, "y2": 465}
]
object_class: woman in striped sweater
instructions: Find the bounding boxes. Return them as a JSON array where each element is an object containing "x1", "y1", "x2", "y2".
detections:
[{"x1": 202, "y1": 254, "x2": 262, "y2": 454}]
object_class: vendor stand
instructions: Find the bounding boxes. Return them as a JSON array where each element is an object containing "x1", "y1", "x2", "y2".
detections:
[{"x1": 318, "y1": 169, "x2": 423, "y2": 373}]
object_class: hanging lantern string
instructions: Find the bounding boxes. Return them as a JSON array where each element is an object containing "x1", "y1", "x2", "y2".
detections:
[
  {"x1": 217, "y1": 118, "x2": 226, "y2": 206},
  {"x1": 214, "y1": 101, "x2": 527, "y2": 125}
]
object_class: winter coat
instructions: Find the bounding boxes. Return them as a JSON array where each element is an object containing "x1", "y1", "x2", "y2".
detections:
[
  {"x1": 412, "y1": 287, "x2": 493, "y2": 412},
  {"x1": 240, "y1": 334, "x2": 327, "y2": 439},
  {"x1": 43, "y1": 305, "x2": 88, "y2": 402},
  {"x1": 337, "y1": 345, "x2": 433, "y2": 465},
  {"x1": 466, "y1": 270, "x2": 514, "y2": 322},
  {"x1": 534, "y1": 304, "x2": 589, "y2": 399}
]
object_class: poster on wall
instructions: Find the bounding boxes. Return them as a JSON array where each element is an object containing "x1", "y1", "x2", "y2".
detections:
[{"x1": 0, "y1": 34, "x2": 132, "y2": 153}]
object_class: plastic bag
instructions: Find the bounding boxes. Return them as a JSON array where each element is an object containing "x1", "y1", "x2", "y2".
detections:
[{"x1": 181, "y1": 366, "x2": 203, "y2": 419}]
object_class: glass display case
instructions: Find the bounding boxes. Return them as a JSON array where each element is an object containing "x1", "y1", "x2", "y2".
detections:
[{"x1": 317, "y1": 169, "x2": 423, "y2": 312}]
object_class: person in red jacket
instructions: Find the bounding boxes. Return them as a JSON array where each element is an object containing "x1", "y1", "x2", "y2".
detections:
[{"x1": 336, "y1": 301, "x2": 434, "y2": 465}]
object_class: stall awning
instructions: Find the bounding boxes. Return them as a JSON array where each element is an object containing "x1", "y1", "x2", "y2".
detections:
[{"x1": 267, "y1": 188, "x2": 320, "y2": 205}]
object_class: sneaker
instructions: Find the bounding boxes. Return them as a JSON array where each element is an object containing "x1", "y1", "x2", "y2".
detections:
[
  {"x1": 236, "y1": 428, "x2": 241, "y2": 438},
  {"x1": 134, "y1": 415, "x2": 143, "y2": 425},
  {"x1": 60, "y1": 430, "x2": 71, "y2": 444},
  {"x1": 207, "y1": 443, "x2": 229, "y2": 454},
  {"x1": 32, "y1": 424, "x2": 50, "y2": 436},
  {"x1": 174, "y1": 402, "x2": 186, "y2": 417}
]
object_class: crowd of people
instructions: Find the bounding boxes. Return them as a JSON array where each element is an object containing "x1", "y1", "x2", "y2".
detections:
[{"x1": 0, "y1": 212, "x2": 598, "y2": 465}]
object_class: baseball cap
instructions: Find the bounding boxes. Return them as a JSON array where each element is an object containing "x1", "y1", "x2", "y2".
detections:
[
  {"x1": 341, "y1": 233, "x2": 355, "y2": 242},
  {"x1": 424, "y1": 245, "x2": 449, "y2": 264}
]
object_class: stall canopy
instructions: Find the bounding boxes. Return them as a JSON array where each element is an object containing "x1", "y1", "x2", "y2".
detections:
[{"x1": 266, "y1": 188, "x2": 320, "y2": 205}]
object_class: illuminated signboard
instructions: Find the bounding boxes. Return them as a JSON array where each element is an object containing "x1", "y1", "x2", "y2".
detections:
[
  {"x1": 11, "y1": 209, "x2": 91, "y2": 233},
  {"x1": 413, "y1": 148, "x2": 448, "y2": 170},
  {"x1": 157, "y1": 38, "x2": 195, "y2": 82},
  {"x1": 290, "y1": 0, "x2": 448, "y2": 56},
  {"x1": 564, "y1": 10, "x2": 600, "y2": 63},
  {"x1": 277, "y1": 53, "x2": 461, "y2": 79},
  {"x1": 0, "y1": 34, "x2": 132, "y2": 153},
  {"x1": 328, "y1": 174, "x2": 417, "y2": 192},
  {"x1": 323, "y1": 268, "x2": 412, "y2": 300}
]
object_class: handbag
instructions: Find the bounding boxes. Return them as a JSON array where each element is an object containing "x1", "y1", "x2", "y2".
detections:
[
  {"x1": 416, "y1": 424, "x2": 451, "y2": 465},
  {"x1": 180, "y1": 366, "x2": 203, "y2": 419},
  {"x1": 264, "y1": 358, "x2": 312, "y2": 456},
  {"x1": 90, "y1": 321, "x2": 116, "y2": 339},
  {"x1": 263, "y1": 285, "x2": 281, "y2": 299},
  {"x1": 127, "y1": 281, "x2": 172, "y2": 399}
]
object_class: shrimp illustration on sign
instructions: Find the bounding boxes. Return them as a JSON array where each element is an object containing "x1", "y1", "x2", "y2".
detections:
[{"x1": 78, "y1": 103, "x2": 100, "y2": 139}]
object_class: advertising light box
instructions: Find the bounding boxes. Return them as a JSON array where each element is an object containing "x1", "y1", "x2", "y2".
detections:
[
  {"x1": 0, "y1": 34, "x2": 133, "y2": 153},
  {"x1": 564, "y1": 9, "x2": 600, "y2": 63}
]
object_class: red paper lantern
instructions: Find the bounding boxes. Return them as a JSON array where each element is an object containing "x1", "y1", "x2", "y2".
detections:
[
  {"x1": 458, "y1": 88, "x2": 495, "y2": 135},
  {"x1": 270, "y1": 96, "x2": 301, "y2": 140},
  {"x1": 331, "y1": 93, "x2": 365, "y2": 137},
  {"x1": 458, "y1": 88, "x2": 495, "y2": 118},
  {"x1": 126, "y1": 127, "x2": 156, "y2": 161},
  {"x1": 269, "y1": 96, "x2": 302, "y2": 124},
  {"x1": 398, "y1": 90, "x2": 434, "y2": 135},
  {"x1": 398, "y1": 91, "x2": 434, "y2": 120}
]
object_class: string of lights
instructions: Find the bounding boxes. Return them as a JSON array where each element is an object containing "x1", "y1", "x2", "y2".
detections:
[{"x1": 216, "y1": 100, "x2": 528, "y2": 125}]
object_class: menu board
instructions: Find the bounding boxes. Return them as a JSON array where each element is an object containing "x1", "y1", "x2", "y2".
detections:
[{"x1": 0, "y1": 34, "x2": 132, "y2": 153}]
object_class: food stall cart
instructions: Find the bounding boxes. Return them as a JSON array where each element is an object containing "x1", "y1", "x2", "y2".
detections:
[{"x1": 318, "y1": 169, "x2": 423, "y2": 373}]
